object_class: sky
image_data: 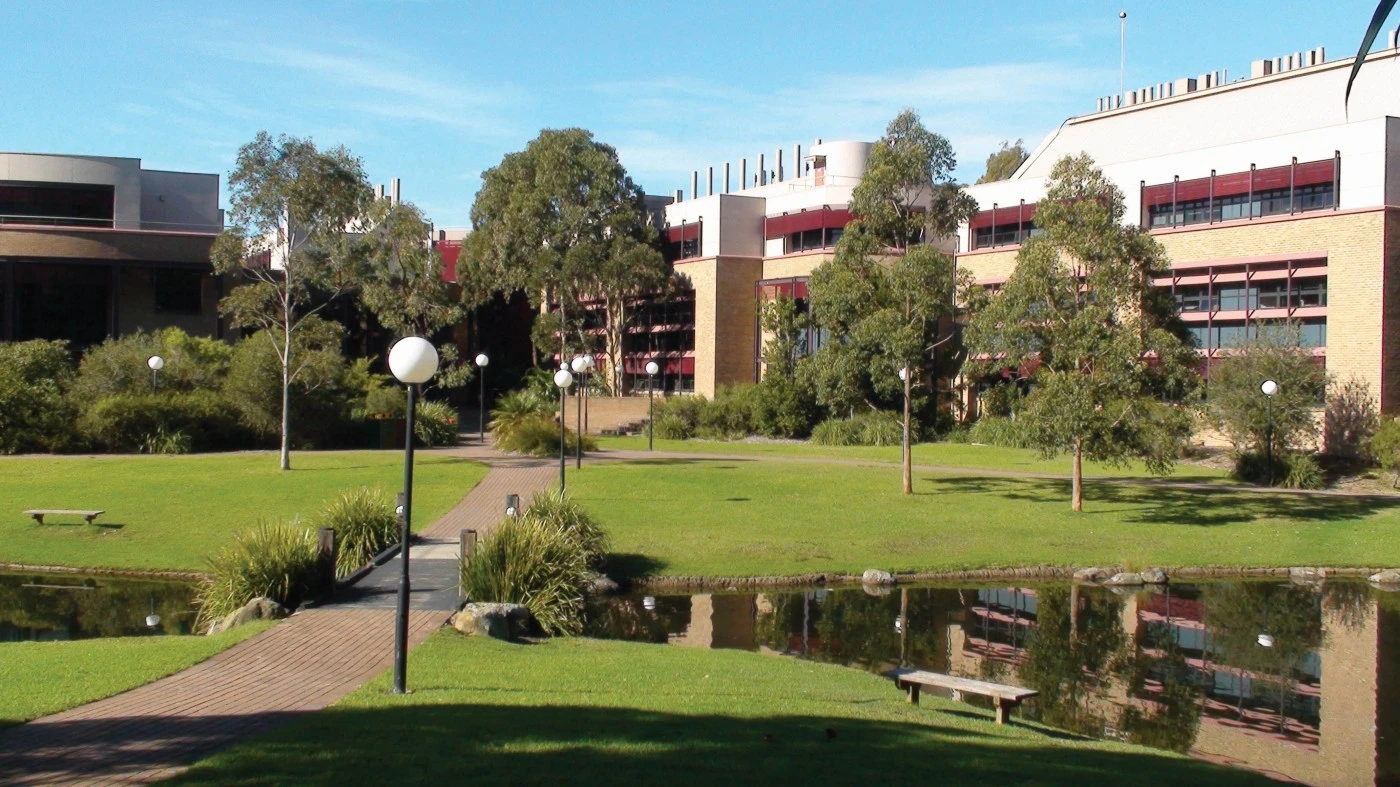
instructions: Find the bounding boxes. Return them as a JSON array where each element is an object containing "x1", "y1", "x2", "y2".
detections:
[{"x1": 0, "y1": 1, "x2": 1389, "y2": 228}]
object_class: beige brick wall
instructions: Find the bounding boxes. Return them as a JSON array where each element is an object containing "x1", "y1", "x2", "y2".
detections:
[
  {"x1": 675, "y1": 256, "x2": 763, "y2": 397},
  {"x1": 0, "y1": 227, "x2": 214, "y2": 262},
  {"x1": 562, "y1": 395, "x2": 652, "y2": 434},
  {"x1": 762, "y1": 252, "x2": 832, "y2": 280},
  {"x1": 956, "y1": 248, "x2": 1021, "y2": 281}
]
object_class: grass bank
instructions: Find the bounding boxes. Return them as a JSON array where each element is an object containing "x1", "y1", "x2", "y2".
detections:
[
  {"x1": 171, "y1": 632, "x2": 1266, "y2": 786},
  {"x1": 570, "y1": 459, "x2": 1400, "y2": 578},
  {"x1": 0, "y1": 452, "x2": 488, "y2": 572},
  {"x1": 594, "y1": 436, "x2": 1228, "y2": 480},
  {"x1": 0, "y1": 622, "x2": 273, "y2": 728}
]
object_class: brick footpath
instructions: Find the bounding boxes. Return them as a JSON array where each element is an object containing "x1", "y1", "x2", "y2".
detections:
[{"x1": 0, "y1": 446, "x2": 557, "y2": 786}]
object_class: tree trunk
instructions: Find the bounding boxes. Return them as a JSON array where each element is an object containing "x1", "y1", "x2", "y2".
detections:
[
  {"x1": 1071, "y1": 439, "x2": 1083, "y2": 512},
  {"x1": 280, "y1": 326, "x2": 292, "y2": 472},
  {"x1": 902, "y1": 372, "x2": 913, "y2": 495}
]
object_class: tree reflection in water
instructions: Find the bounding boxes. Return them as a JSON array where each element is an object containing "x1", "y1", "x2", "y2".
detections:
[{"x1": 0, "y1": 571, "x2": 197, "y2": 640}]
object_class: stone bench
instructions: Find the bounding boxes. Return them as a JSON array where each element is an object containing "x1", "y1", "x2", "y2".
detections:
[
  {"x1": 886, "y1": 668, "x2": 1038, "y2": 724},
  {"x1": 25, "y1": 509, "x2": 105, "y2": 525}
]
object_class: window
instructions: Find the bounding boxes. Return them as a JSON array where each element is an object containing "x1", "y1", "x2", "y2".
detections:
[
  {"x1": 1299, "y1": 320, "x2": 1327, "y2": 347},
  {"x1": 1174, "y1": 286, "x2": 1213, "y2": 312},
  {"x1": 1216, "y1": 285, "x2": 1253, "y2": 312},
  {"x1": 785, "y1": 228, "x2": 843, "y2": 253},
  {"x1": 1294, "y1": 279, "x2": 1326, "y2": 307},
  {"x1": 973, "y1": 220, "x2": 1037, "y2": 250},
  {"x1": 153, "y1": 269, "x2": 203, "y2": 314},
  {"x1": 1147, "y1": 183, "x2": 1336, "y2": 229},
  {"x1": 0, "y1": 182, "x2": 115, "y2": 227}
]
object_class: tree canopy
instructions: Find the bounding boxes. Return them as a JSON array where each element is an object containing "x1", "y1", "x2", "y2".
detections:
[
  {"x1": 976, "y1": 139, "x2": 1030, "y2": 184},
  {"x1": 964, "y1": 154, "x2": 1199, "y2": 511},
  {"x1": 211, "y1": 131, "x2": 373, "y2": 470}
]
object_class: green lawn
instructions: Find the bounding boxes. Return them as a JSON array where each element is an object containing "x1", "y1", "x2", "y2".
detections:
[
  {"x1": 0, "y1": 452, "x2": 488, "y2": 572},
  {"x1": 571, "y1": 459, "x2": 1400, "y2": 577},
  {"x1": 595, "y1": 436, "x2": 1227, "y2": 480},
  {"x1": 171, "y1": 632, "x2": 1266, "y2": 786},
  {"x1": 0, "y1": 622, "x2": 273, "y2": 728}
]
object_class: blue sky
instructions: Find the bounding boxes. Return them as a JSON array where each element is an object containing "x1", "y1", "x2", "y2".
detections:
[{"x1": 0, "y1": 1, "x2": 1386, "y2": 227}]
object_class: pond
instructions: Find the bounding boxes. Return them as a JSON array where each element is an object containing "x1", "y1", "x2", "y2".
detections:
[
  {"x1": 586, "y1": 580, "x2": 1400, "y2": 786},
  {"x1": 0, "y1": 570, "x2": 200, "y2": 641}
]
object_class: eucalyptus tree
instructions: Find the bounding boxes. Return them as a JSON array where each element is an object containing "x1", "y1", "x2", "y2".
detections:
[
  {"x1": 211, "y1": 131, "x2": 372, "y2": 470},
  {"x1": 463, "y1": 128, "x2": 662, "y2": 382},
  {"x1": 976, "y1": 139, "x2": 1030, "y2": 184},
  {"x1": 807, "y1": 109, "x2": 976, "y2": 493},
  {"x1": 964, "y1": 154, "x2": 1199, "y2": 511},
  {"x1": 358, "y1": 200, "x2": 470, "y2": 391}
]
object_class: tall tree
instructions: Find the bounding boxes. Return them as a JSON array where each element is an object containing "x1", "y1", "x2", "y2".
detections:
[
  {"x1": 808, "y1": 109, "x2": 975, "y2": 493},
  {"x1": 212, "y1": 132, "x2": 371, "y2": 470},
  {"x1": 964, "y1": 154, "x2": 1199, "y2": 511},
  {"x1": 589, "y1": 236, "x2": 671, "y2": 394},
  {"x1": 976, "y1": 139, "x2": 1030, "y2": 184},
  {"x1": 358, "y1": 200, "x2": 471, "y2": 390},
  {"x1": 463, "y1": 128, "x2": 657, "y2": 376}
]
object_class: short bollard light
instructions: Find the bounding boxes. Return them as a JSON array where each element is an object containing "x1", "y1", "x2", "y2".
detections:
[
  {"x1": 642, "y1": 596, "x2": 657, "y2": 611},
  {"x1": 505, "y1": 493, "x2": 520, "y2": 518}
]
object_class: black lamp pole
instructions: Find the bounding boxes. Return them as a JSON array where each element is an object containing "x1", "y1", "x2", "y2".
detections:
[
  {"x1": 648, "y1": 372, "x2": 656, "y2": 451},
  {"x1": 393, "y1": 383, "x2": 416, "y2": 695},
  {"x1": 478, "y1": 367, "x2": 486, "y2": 444},
  {"x1": 1266, "y1": 395, "x2": 1274, "y2": 487},
  {"x1": 559, "y1": 381, "x2": 567, "y2": 492},
  {"x1": 575, "y1": 370, "x2": 583, "y2": 469}
]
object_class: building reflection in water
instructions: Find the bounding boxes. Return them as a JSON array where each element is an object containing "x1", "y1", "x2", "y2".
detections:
[{"x1": 587, "y1": 582, "x2": 1400, "y2": 786}]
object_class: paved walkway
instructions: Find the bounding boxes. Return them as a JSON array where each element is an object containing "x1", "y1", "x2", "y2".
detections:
[{"x1": 0, "y1": 444, "x2": 556, "y2": 786}]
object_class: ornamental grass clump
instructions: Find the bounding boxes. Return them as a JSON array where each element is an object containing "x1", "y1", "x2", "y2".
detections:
[
  {"x1": 494, "y1": 413, "x2": 596, "y2": 457},
  {"x1": 522, "y1": 489, "x2": 608, "y2": 567},
  {"x1": 459, "y1": 514, "x2": 591, "y2": 635},
  {"x1": 196, "y1": 521, "x2": 321, "y2": 630},
  {"x1": 314, "y1": 487, "x2": 398, "y2": 578}
]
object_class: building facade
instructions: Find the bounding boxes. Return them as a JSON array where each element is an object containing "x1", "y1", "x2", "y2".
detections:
[
  {"x1": 0, "y1": 153, "x2": 225, "y2": 348},
  {"x1": 664, "y1": 37, "x2": 1400, "y2": 413},
  {"x1": 957, "y1": 41, "x2": 1400, "y2": 413}
]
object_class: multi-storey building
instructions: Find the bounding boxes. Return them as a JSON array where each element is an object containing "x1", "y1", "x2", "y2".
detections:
[
  {"x1": 958, "y1": 40, "x2": 1400, "y2": 413},
  {"x1": 664, "y1": 37, "x2": 1400, "y2": 413},
  {"x1": 0, "y1": 153, "x2": 225, "y2": 348}
]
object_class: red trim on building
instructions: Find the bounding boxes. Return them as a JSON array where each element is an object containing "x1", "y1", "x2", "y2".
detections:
[
  {"x1": 437, "y1": 239, "x2": 462, "y2": 282},
  {"x1": 666, "y1": 223, "x2": 701, "y2": 242},
  {"x1": 763, "y1": 207, "x2": 851, "y2": 239}
]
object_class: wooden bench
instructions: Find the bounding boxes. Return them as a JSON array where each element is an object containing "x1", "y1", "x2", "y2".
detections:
[
  {"x1": 886, "y1": 668, "x2": 1038, "y2": 724},
  {"x1": 25, "y1": 509, "x2": 105, "y2": 525}
]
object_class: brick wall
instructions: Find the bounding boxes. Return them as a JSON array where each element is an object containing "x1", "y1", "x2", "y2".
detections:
[
  {"x1": 676, "y1": 256, "x2": 763, "y2": 397},
  {"x1": 0, "y1": 227, "x2": 215, "y2": 262},
  {"x1": 561, "y1": 395, "x2": 653, "y2": 434}
]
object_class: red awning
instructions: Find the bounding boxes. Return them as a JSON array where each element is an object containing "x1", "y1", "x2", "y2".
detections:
[
  {"x1": 969, "y1": 203, "x2": 1037, "y2": 230},
  {"x1": 1143, "y1": 158, "x2": 1336, "y2": 206},
  {"x1": 666, "y1": 222, "x2": 701, "y2": 242},
  {"x1": 623, "y1": 356, "x2": 694, "y2": 375},
  {"x1": 437, "y1": 240, "x2": 462, "y2": 283},
  {"x1": 763, "y1": 207, "x2": 852, "y2": 239}
]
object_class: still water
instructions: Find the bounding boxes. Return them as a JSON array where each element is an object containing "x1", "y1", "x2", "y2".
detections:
[
  {"x1": 587, "y1": 581, "x2": 1400, "y2": 786},
  {"x1": 0, "y1": 570, "x2": 200, "y2": 641}
]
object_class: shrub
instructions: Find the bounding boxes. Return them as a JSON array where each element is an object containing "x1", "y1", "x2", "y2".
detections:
[
  {"x1": 1283, "y1": 452, "x2": 1326, "y2": 490},
  {"x1": 489, "y1": 389, "x2": 553, "y2": 443},
  {"x1": 72, "y1": 327, "x2": 232, "y2": 402},
  {"x1": 1373, "y1": 417, "x2": 1400, "y2": 487},
  {"x1": 698, "y1": 386, "x2": 754, "y2": 439},
  {"x1": 78, "y1": 390, "x2": 251, "y2": 453},
  {"x1": 459, "y1": 514, "x2": 591, "y2": 635},
  {"x1": 359, "y1": 384, "x2": 406, "y2": 419},
  {"x1": 652, "y1": 413, "x2": 692, "y2": 440},
  {"x1": 966, "y1": 416, "x2": 1033, "y2": 448},
  {"x1": 521, "y1": 489, "x2": 607, "y2": 567},
  {"x1": 495, "y1": 413, "x2": 596, "y2": 457},
  {"x1": 0, "y1": 340, "x2": 76, "y2": 454},
  {"x1": 314, "y1": 487, "x2": 399, "y2": 578},
  {"x1": 414, "y1": 400, "x2": 458, "y2": 447},
  {"x1": 196, "y1": 522, "x2": 321, "y2": 629},
  {"x1": 1208, "y1": 324, "x2": 1327, "y2": 455},
  {"x1": 749, "y1": 374, "x2": 819, "y2": 438},
  {"x1": 1324, "y1": 377, "x2": 1378, "y2": 461},
  {"x1": 810, "y1": 416, "x2": 863, "y2": 446}
]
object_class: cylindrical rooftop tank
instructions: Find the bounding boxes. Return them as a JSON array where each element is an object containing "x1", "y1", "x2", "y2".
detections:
[{"x1": 809, "y1": 141, "x2": 874, "y2": 182}]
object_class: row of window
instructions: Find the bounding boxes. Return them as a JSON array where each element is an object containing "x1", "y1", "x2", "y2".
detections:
[
  {"x1": 0, "y1": 183, "x2": 115, "y2": 228},
  {"x1": 972, "y1": 220, "x2": 1040, "y2": 250},
  {"x1": 1185, "y1": 319, "x2": 1326, "y2": 350},
  {"x1": 1148, "y1": 183, "x2": 1335, "y2": 229},
  {"x1": 1173, "y1": 279, "x2": 1326, "y2": 312},
  {"x1": 783, "y1": 227, "x2": 844, "y2": 254}
]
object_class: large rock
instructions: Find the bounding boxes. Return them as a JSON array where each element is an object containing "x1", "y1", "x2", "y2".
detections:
[
  {"x1": 862, "y1": 569, "x2": 895, "y2": 586},
  {"x1": 451, "y1": 602, "x2": 534, "y2": 641},
  {"x1": 206, "y1": 597, "x2": 286, "y2": 635},
  {"x1": 1290, "y1": 567, "x2": 1328, "y2": 581},
  {"x1": 1369, "y1": 569, "x2": 1400, "y2": 585},
  {"x1": 1103, "y1": 572, "x2": 1145, "y2": 587},
  {"x1": 1140, "y1": 568, "x2": 1168, "y2": 585},
  {"x1": 1073, "y1": 567, "x2": 1111, "y2": 583}
]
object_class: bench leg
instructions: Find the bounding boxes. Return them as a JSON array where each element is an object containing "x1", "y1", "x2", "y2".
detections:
[
  {"x1": 996, "y1": 699, "x2": 1015, "y2": 725},
  {"x1": 85, "y1": 515, "x2": 96, "y2": 525},
  {"x1": 906, "y1": 684, "x2": 921, "y2": 705},
  {"x1": 950, "y1": 689, "x2": 963, "y2": 703},
  {"x1": 31, "y1": 514, "x2": 43, "y2": 524}
]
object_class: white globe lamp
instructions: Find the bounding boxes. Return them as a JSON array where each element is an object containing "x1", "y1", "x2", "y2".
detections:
[
  {"x1": 147, "y1": 355, "x2": 165, "y2": 371},
  {"x1": 645, "y1": 361, "x2": 660, "y2": 376},
  {"x1": 388, "y1": 337, "x2": 439, "y2": 384}
]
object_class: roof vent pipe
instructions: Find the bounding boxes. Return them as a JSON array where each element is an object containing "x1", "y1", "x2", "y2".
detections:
[
  {"x1": 690, "y1": 171, "x2": 699, "y2": 200},
  {"x1": 758, "y1": 153, "x2": 766, "y2": 186},
  {"x1": 391, "y1": 178, "x2": 400, "y2": 205},
  {"x1": 707, "y1": 166, "x2": 714, "y2": 197},
  {"x1": 724, "y1": 162, "x2": 731, "y2": 194},
  {"x1": 740, "y1": 159, "x2": 748, "y2": 192}
]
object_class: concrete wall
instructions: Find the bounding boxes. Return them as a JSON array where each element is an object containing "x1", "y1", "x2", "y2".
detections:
[
  {"x1": 0, "y1": 226, "x2": 215, "y2": 263},
  {"x1": 138, "y1": 170, "x2": 222, "y2": 232},
  {"x1": 0, "y1": 153, "x2": 142, "y2": 228}
]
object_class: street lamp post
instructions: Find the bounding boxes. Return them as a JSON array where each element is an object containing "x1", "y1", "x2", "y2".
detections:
[
  {"x1": 475, "y1": 353, "x2": 489, "y2": 443},
  {"x1": 898, "y1": 366, "x2": 912, "y2": 495},
  {"x1": 1261, "y1": 379, "x2": 1279, "y2": 486},
  {"x1": 554, "y1": 365, "x2": 574, "y2": 492},
  {"x1": 147, "y1": 355, "x2": 165, "y2": 393},
  {"x1": 571, "y1": 356, "x2": 589, "y2": 468},
  {"x1": 646, "y1": 360, "x2": 660, "y2": 451},
  {"x1": 387, "y1": 336, "x2": 440, "y2": 695}
]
